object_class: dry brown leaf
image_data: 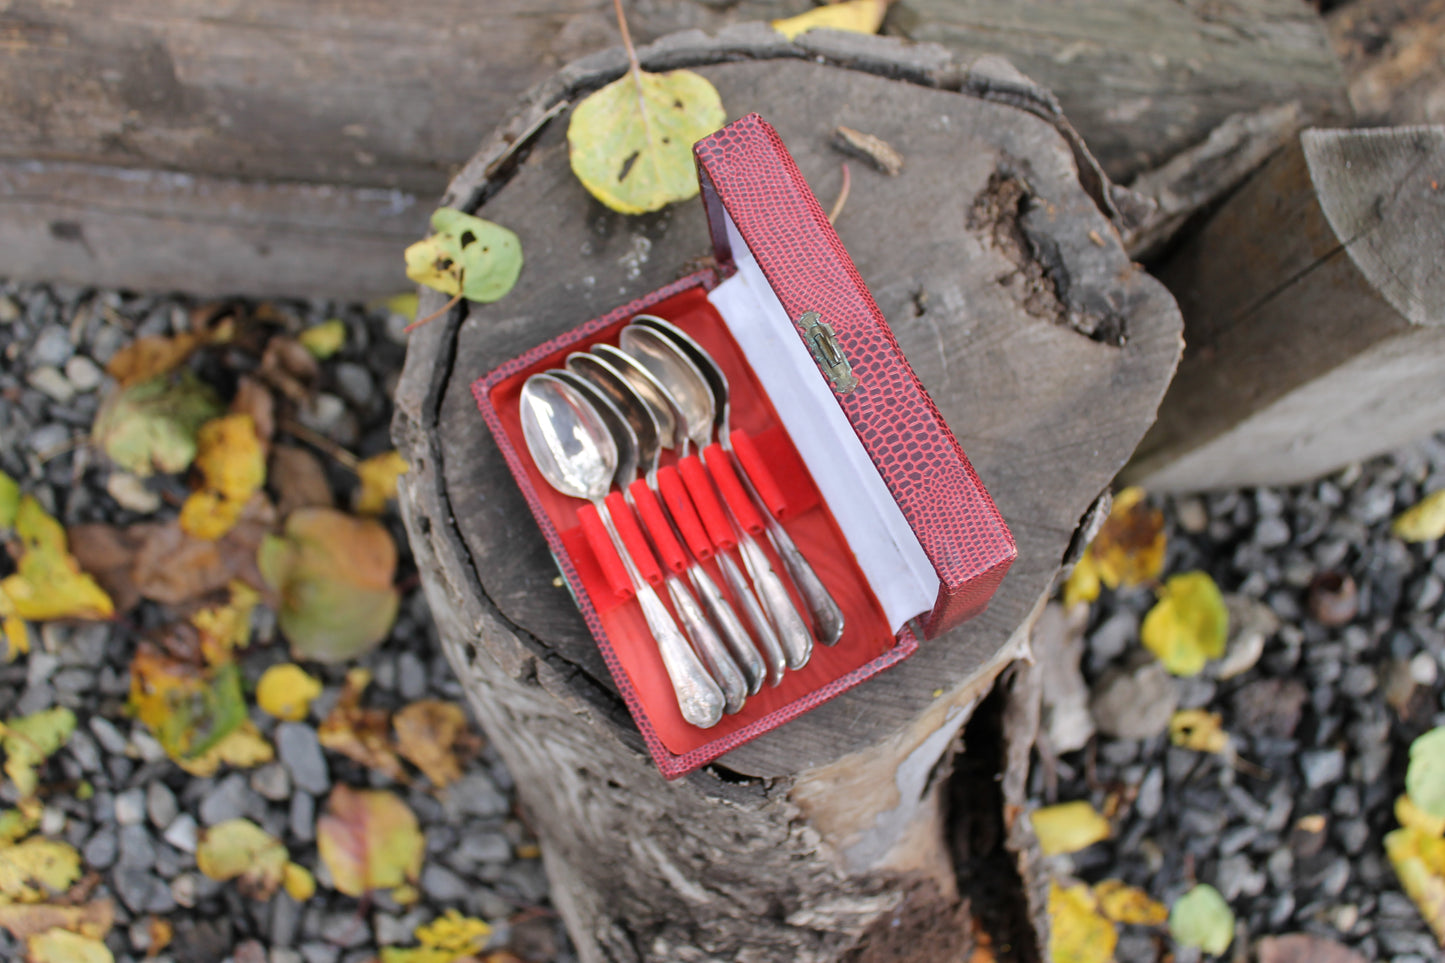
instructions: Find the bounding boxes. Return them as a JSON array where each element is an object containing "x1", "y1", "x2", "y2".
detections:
[
  {"x1": 831, "y1": 126, "x2": 904, "y2": 176},
  {"x1": 64, "y1": 523, "x2": 150, "y2": 613},
  {"x1": 319, "y1": 669, "x2": 408, "y2": 783},
  {"x1": 1255, "y1": 934, "x2": 1366, "y2": 963},
  {"x1": 230, "y1": 376, "x2": 275, "y2": 448},
  {"x1": 257, "y1": 336, "x2": 319, "y2": 405},
  {"x1": 394, "y1": 701, "x2": 474, "y2": 788},
  {"x1": 268, "y1": 445, "x2": 335, "y2": 517},
  {"x1": 105, "y1": 333, "x2": 206, "y2": 389},
  {"x1": 130, "y1": 497, "x2": 273, "y2": 606},
  {"x1": 0, "y1": 899, "x2": 113, "y2": 940},
  {"x1": 143, "y1": 917, "x2": 173, "y2": 959}
]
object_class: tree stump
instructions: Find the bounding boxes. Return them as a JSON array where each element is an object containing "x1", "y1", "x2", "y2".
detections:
[{"x1": 394, "y1": 30, "x2": 1182, "y2": 963}]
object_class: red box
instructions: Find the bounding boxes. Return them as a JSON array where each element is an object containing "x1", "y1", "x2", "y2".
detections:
[{"x1": 473, "y1": 114, "x2": 1014, "y2": 778}]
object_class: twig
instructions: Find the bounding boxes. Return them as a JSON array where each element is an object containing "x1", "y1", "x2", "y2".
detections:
[
  {"x1": 403, "y1": 289, "x2": 463, "y2": 333},
  {"x1": 827, "y1": 163, "x2": 851, "y2": 224},
  {"x1": 279, "y1": 417, "x2": 361, "y2": 472}
]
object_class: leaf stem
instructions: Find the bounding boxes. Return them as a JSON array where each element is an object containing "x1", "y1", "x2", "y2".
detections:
[
  {"x1": 279, "y1": 417, "x2": 361, "y2": 472},
  {"x1": 403, "y1": 289, "x2": 463, "y2": 333},
  {"x1": 612, "y1": 0, "x2": 641, "y2": 75},
  {"x1": 827, "y1": 162, "x2": 852, "y2": 224}
]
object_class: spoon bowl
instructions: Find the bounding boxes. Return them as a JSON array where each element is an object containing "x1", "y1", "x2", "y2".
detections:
[
  {"x1": 619, "y1": 325, "x2": 715, "y2": 451},
  {"x1": 519, "y1": 374, "x2": 617, "y2": 502}
]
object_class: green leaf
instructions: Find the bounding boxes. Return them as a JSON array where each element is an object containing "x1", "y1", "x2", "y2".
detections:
[
  {"x1": 91, "y1": 372, "x2": 222, "y2": 477},
  {"x1": 403, "y1": 209, "x2": 522, "y2": 304},
  {"x1": 258, "y1": 508, "x2": 399, "y2": 662},
  {"x1": 0, "y1": 472, "x2": 18, "y2": 530},
  {"x1": 298, "y1": 319, "x2": 347, "y2": 360},
  {"x1": 128, "y1": 648, "x2": 247, "y2": 761},
  {"x1": 1, "y1": 708, "x2": 76, "y2": 798},
  {"x1": 1141, "y1": 571, "x2": 1228, "y2": 676},
  {"x1": 567, "y1": 68, "x2": 726, "y2": 215},
  {"x1": 1169, "y1": 884, "x2": 1234, "y2": 955},
  {"x1": 1408, "y1": 727, "x2": 1445, "y2": 819}
]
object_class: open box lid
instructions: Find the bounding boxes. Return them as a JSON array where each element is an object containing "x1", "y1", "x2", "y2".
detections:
[{"x1": 694, "y1": 114, "x2": 1015, "y2": 637}]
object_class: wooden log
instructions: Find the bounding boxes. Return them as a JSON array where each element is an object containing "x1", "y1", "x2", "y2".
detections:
[
  {"x1": 889, "y1": 0, "x2": 1350, "y2": 182},
  {"x1": 1126, "y1": 126, "x2": 1445, "y2": 492},
  {"x1": 393, "y1": 30, "x2": 1182, "y2": 962}
]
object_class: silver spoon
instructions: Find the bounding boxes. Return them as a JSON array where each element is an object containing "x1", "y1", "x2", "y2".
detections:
[
  {"x1": 568, "y1": 352, "x2": 769, "y2": 692},
  {"x1": 518, "y1": 373, "x2": 724, "y2": 728},
  {"x1": 630, "y1": 315, "x2": 846, "y2": 645},
  {"x1": 614, "y1": 329, "x2": 814, "y2": 672},
  {"x1": 550, "y1": 368, "x2": 751, "y2": 712}
]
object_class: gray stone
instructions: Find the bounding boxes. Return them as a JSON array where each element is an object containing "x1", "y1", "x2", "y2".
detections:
[
  {"x1": 277, "y1": 723, "x2": 330, "y2": 795},
  {"x1": 114, "y1": 788, "x2": 146, "y2": 826},
  {"x1": 1340, "y1": 664, "x2": 1378, "y2": 698},
  {"x1": 445, "y1": 772, "x2": 510, "y2": 820},
  {"x1": 270, "y1": 892, "x2": 303, "y2": 947},
  {"x1": 200, "y1": 772, "x2": 261, "y2": 826},
  {"x1": 273, "y1": 950, "x2": 305, "y2": 963},
  {"x1": 1265, "y1": 848, "x2": 1293, "y2": 889},
  {"x1": 161, "y1": 809, "x2": 196, "y2": 850},
  {"x1": 290, "y1": 791, "x2": 316, "y2": 843},
  {"x1": 251, "y1": 762, "x2": 292, "y2": 801},
  {"x1": 0, "y1": 296, "x2": 19, "y2": 324},
  {"x1": 319, "y1": 912, "x2": 370, "y2": 949},
  {"x1": 1338, "y1": 819, "x2": 1370, "y2": 854},
  {"x1": 106, "y1": 473, "x2": 161, "y2": 514},
  {"x1": 300, "y1": 944, "x2": 341, "y2": 963},
  {"x1": 66, "y1": 728, "x2": 101, "y2": 773},
  {"x1": 30, "y1": 325, "x2": 73, "y2": 367},
  {"x1": 398, "y1": 651, "x2": 428, "y2": 702},
  {"x1": 333, "y1": 362, "x2": 374, "y2": 408},
  {"x1": 147, "y1": 781, "x2": 178, "y2": 829},
  {"x1": 1087, "y1": 611, "x2": 1137, "y2": 664},
  {"x1": 83, "y1": 827, "x2": 118, "y2": 870},
  {"x1": 26, "y1": 366, "x2": 75, "y2": 404},
  {"x1": 171, "y1": 872, "x2": 199, "y2": 908},
  {"x1": 89, "y1": 716, "x2": 129, "y2": 754},
  {"x1": 1300, "y1": 748, "x2": 1346, "y2": 789},
  {"x1": 64, "y1": 355, "x2": 104, "y2": 392},
  {"x1": 118, "y1": 823, "x2": 157, "y2": 871},
  {"x1": 1135, "y1": 767, "x2": 1164, "y2": 820},
  {"x1": 1216, "y1": 854, "x2": 1266, "y2": 900},
  {"x1": 1317, "y1": 859, "x2": 1350, "y2": 896},
  {"x1": 114, "y1": 866, "x2": 175, "y2": 914},
  {"x1": 1090, "y1": 658, "x2": 1178, "y2": 740},
  {"x1": 420, "y1": 863, "x2": 471, "y2": 902},
  {"x1": 1254, "y1": 516, "x2": 1291, "y2": 548}
]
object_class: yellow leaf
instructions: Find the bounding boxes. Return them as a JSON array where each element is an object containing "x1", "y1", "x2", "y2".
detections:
[
  {"x1": 1, "y1": 708, "x2": 76, "y2": 799},
  {"x1": 196, "y1": 819, "x2": 294, "y2": 900},
  {"x1": 0, "y1": 471, "x2": 19, "y2": 529},
  {"x1": 257, "y1": 664, "x2": 323, "y2": 722},
  {"x1": 1169, "y1": 709, "x2": 1230, "y2": 754},
  {"x1": 0, "y1": 900, "x2": 113, "y2": 941},
  {"x1": 319, "y1": 669, "x2": 408, "y2": 783},
  {"x1": 174, "y1": 720, "x2": 274, "y2": 778},
  {"x1": 317, "y1": 785, "x2": 426, "y2": 898},
  {"x1": 1090, "y1": 487, "x2": 1166, "y2": 590},
  {"x1": 128, "y1": 646, "x2": 246, "y2": 762},
  {"x1": 1388, "y1": 826, "x2": 1445, "y2": 943},
  {"x1": 4, "y1": 615, "x2": 31, "y2": 663},
  {"x1": 283, "y1": 861, "x2": 316, "y2": 901},
  {"x1": 567, "y1": 69, "x2": 725, "y2": 215},
  {"x1": 26, "y1": 928, "x2": 114, "y2": 963},
  {"x1": 0, "y1": 809, "x2": 40, "y2": 846},
  {"x1": 1394, "y1": 489, "x2": 1445, "y2": 543},
  {"x1": 394, "y1": 701, "x2": 471, "y2": 788},
  {"x1": 381, "y1": 909, "x2": 493, "y2": 963},
  {"x1": 1093, "y1": 879, "x2": 1167, "y2": 926},
  {"x1": 0, "y1": 838, "x2": 82, "y2": 903},
  {"x1": 180, "y1": 414, "x2": 266, "y2": 541},
  {"x1": 258, "y1": 508, "x2": 400, "y2": 663},
  {"x1": 773, "y1": 0, "x2": 888, "y2": 40},
  {"x1": 355, "y1": 451, "x2": 408, "y2": 516},
  {"x1": 378, "y1": 293, "x2": 419, "y2": 320},
  {"x1": 1140, "y1": 571, "x2": 1228, "y2": 676},
  {"x1": 0, "y1": 497, "x2": 114, "y2": 622},
  {"x1": 1062, "y1": 551, "x2": 1101, "y2": 608},
  {"x1": 403, "y1": 209, "x2": 523, "y2": 304},
  {"x1": 298, "y1": 320, "x2": 347, "y2": 360},
  {"x1": 191, "y1": 580, "x2": 261, "y2": 666},
  {"x1": 145, "y1": 917, "x2": 173, "y2": 957},
  {"x1": 91, "y1": 372, "x2": 221, "y2": 478},
  {"x1": 1031, "y1": 801, "x2": 1111, "y2": 856},
  {"x1": 1048, "y1": 881, "x2": 1116, "y2": 963},
  {"x1": 105, "y1": 332, "x2": 206, "y2": 389},
  {"x1": 1399, "y1": 794, "x2": 1445, "y2": 837}
]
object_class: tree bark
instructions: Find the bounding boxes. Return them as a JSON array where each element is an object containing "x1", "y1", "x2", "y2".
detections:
[{"x1": 393, "y1": 31, "x2": 1183, "y2": 962}]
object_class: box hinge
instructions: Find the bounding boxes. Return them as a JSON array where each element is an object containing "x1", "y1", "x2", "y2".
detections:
[{"x1": 799, "y1": 311, "x2": 858, "y2": 394}]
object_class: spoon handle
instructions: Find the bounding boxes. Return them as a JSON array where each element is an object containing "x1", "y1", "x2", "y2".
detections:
[
  {"x1": 766, "y1": 522, "x2": 846, "y2": 646},
  {"x1": 687, "y1": 567, "x2": 766, "y2": 695},
  {"x1": 594, "y1": 500, "x2": 725, "y2": 728},
  {"x1": 737, "y1": 534, "x2": 813, "y2": 671},
  {"x1": 715, "y1": 552, "x2": 788, "y2": 688},
  {"x1": 665, "y1": 575, "x2": 748, "y2": 714}
]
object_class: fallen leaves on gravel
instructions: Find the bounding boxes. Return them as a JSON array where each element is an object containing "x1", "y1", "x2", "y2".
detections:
[
  {"x1": 355, "y1": 450, "x2": 408, "y2": 516},
  {"x1": 567, "y1": 69, "x2": 724, "y2": 215},
  {"x1": 0, "y1": 471, "x2": 18, "y2": 528},
  {"x1": 257, "y1": 663, "x2": 323, "y2": 722},
  {"x1": 404, "y1": 209, "x2": 523, "y2": 304},
  {"x1": 1, "y1": 497, "x2": 114, "y2": 624},
  {"x1": 26, "y1": 927, "x2": 114, "y2": 963},
  {"x1": 196, "y1": 818, "x2": 314, "y2": 901},
  {"x1": 394, "y1": 700, "x2": 474, "y2": 788},
  {"x1": 1169, "y1": 709, "x2": 1230, "y2": 754},
  {"x1": 1141, "y1": 571, "x2": 1228, "y2": 676},
  {"x1": 92, "y1": 372, "x2": 222, "y2": 477},
  {"x1": 0, "y1": 899, "x2": 113, "y2": 941},
  {"x1": 1063, "y1": 487, "x2": 1166, "y2": 607},
  {"x1": 319, "y1": 669, "x2": 408, "y2": 783},
  {"x1": 772, "y1": 0, "x2": 887, "y2": 40},
  {"x1": 1048, "y1": 881, "x2": 1116, "y2": 963},
  {"x1": 298, "y1": 319, "x2": 347, "y2": 360},
  {"x1": 1093, "y1": 879, "x2": 1167, "y2": 925},
  {"x1": 0, "y1": 834, "x2": 82, "y2": 903},
  {"x1": 1168, "y1": 883, "x2": 1234, "y2": 955},
  {"x1": 1254, "y1": 933, "x2": 1368, "y2": 963},
  {"x1": 381, "y1": 909, "x2": 493, "y2": 963},
  {"x1": 191, "y1": 581, "x2": 262, "y2": 665},
  {"x1": 259, "y1": 508, "x2": 399, "y2": 663},
  {"x1": 179, "y1": 414, "x2": 266, "y2": 540},
  {"x1": 173, "y1": 720, "x2": 274, "y2": 778},
  {"x1": 317, "y1": 785, "x2": 425, "y2": 899},
  {"x1": 269, "y1": 445, "x2": 335, "y2": 516},
  {"x1": 105, "y1": 332, "x2": 207, "y2": 388},
  {"x1": 1393, "y1": 488, "x2": 1445, "y2": 542},
  {"x1": 1031, "y1": 801, "x2": 1110, "y2": 857},
  {"x1": 128, "y1": 646, "x2": 247, "y2": 762},
  {"x1": 1407, "y1": 726, "x2": 1445, "y2": 818},
  {"x1": 1, "y1": 708, "x2": 76, "y2": 799},
  {"x1": 1385, "y1": 826, "x2": 1445, "y2": 943}
]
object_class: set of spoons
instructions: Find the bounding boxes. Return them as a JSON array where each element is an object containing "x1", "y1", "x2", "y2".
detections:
[{"x1": 518, "y1": 315, "x2": 845, "y2": 728}]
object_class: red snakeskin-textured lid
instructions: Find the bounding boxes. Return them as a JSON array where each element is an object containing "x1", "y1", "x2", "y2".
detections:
[{"x1": 694, "y1": 114, "x2": 1015, "y2": 636}]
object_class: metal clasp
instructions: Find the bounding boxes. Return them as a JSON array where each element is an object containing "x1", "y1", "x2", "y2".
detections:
[{"x1": 798, "y1": 311, "x2": 858, "y2": 394}]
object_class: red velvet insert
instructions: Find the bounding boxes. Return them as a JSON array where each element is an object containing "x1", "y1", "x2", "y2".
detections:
[
  {"x1": 679, "y1": 455, "x2": 737, "y2": 552},
  {"x1": 658, "y1": 466, "x2": 714, "y2": 562},
  {"x1": 484, "y1": 284, "x2": 900, "y2": 757},
  {"x1": 705, "y1": 443, "x2": 766, "y2": 536},
  {"x1": 630, "y1": 482, "x2": 689, "y2": 576}
]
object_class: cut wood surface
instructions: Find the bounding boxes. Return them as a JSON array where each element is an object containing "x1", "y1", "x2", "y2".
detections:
[
  {"x1": 394, "y1": 29, "x2": 1181, "y2": 962},
  {"x1": 1128, "y1": 126, "x2": 1445, "y2": 492},
  {"x1": 0, "y1": 0, "x2": 1346, "y2": 298}
]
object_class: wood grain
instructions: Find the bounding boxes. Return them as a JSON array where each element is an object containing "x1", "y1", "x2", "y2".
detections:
[
  {"x1": 1128, "y1": 126, "x2": 1445, "y2": 491},
  {"x1": 394, "y1": 30, "x2": 1182, "y2": 962}
]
